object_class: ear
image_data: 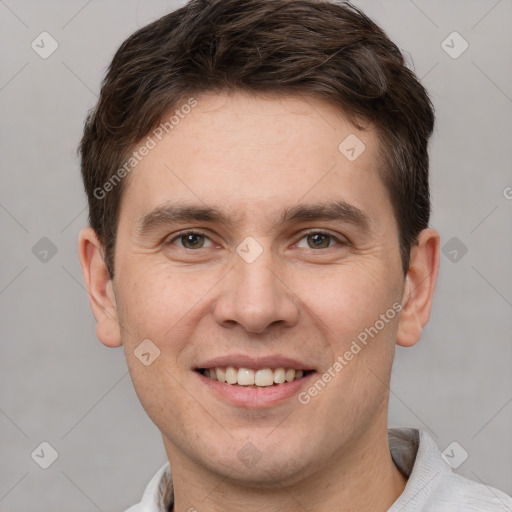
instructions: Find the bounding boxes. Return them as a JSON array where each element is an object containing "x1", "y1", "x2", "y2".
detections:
[
  {"x1": 78, "y1": 227, "x2": 122, "y2": 348},
  {"x1": 396, "y1": 228, "x2": 440, "y2": 348}
]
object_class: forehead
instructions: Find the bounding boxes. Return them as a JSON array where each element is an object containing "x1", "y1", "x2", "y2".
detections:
[{"x1": 118, "y1": 91, "x2": 389, "y2": 227}]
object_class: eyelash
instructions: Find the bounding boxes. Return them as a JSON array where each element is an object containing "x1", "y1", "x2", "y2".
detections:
[{"x1": 165, "y1": 230, "x2": 349, "y2": 250}]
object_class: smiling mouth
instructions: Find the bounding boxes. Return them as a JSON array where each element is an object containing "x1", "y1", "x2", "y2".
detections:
[{"x1": 196, "y1": 367, "x2": 314, "y2": 387}]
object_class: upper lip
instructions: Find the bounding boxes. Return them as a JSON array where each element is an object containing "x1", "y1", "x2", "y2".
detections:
[{"x1": 195, "y1": 354, "x2": 316, "y2": 371}]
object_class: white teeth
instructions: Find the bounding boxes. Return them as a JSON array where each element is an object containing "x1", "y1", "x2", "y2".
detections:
[
  {"x1": 254, "y1": 368, "x2": 274, "y2": 387},
  {"x1": 285, "y1": 369, "x2": 296, "y2": 382},
  {"x1": 273, "y1": 368, "x2": 286, "y2": 384},
  {"x1": 237, "y1": 368, "x2": 255, "y2": 386},
  {"x1": 215, "y1": 367, "x2": 226, "y2": 383},
  {"x1": 225, "y1": 366, "x2": 238, "y2": 384},
  {"x1": 202, "y1": 366, "x2": 308, "y2": 387}
]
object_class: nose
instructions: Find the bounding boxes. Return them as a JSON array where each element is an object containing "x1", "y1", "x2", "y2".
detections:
[{"x1": 212, "y1": 246, "x2": 300, "y2": 334}]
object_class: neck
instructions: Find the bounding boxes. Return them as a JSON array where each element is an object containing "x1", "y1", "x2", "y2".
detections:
[{"x1": 165, "y1": 422, "x2": 408, "y2": 512}]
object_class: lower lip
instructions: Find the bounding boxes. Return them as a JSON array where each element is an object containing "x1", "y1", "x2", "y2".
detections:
[{"x1": 195, "y1": 371, "x2": 316, "y2": 408}]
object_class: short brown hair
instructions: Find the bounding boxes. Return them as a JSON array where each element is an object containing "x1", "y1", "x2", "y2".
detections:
[{"x1": 79, "y1": 0, "x2": 435, "y2": 278}]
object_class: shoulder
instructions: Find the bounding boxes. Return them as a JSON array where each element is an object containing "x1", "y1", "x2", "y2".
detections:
[
  {"x1": 423, "y1": 471, "x2": 512, "y2": 511},
  {"x1": 123, "y1": 462, "x2": 173, "y2": 512},
  {"x1": 388, "y1": 428, "x2": 512, "y2": 512}
]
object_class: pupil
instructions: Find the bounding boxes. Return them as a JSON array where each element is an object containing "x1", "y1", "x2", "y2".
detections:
[
  {"x1": 309, "y1": 233, "x2": 329, "y2": 249},
  {"x1": 183, "y1": 233, "x2": 203, "y2": 248}
]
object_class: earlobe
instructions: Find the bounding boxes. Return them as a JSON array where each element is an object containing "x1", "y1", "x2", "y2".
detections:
[
  {"x1": 396, "y1": 228, "x2": 440, "y2": 348},
  {"x1": 78, "y1": 227, "x2": 123, "y2": 348}
]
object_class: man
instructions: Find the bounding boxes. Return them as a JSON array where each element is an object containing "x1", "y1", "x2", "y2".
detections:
[{"x1": 77, "y1": 1, "x2": 512, "y2": 510}]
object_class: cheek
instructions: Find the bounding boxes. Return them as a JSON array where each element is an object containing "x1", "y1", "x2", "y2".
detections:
[
  {"x1": 116, "y1": 260, "x2": 206, "y2": 342},
  {"x1": 114, "y1": 263, "x2": 205, "y2": 429},
  {"x1": 114, "y1": 259, "x2": 221, "y2": 395},
  {"x1": 293, "y1": 265, "x2": 399, "y2": 445},
  {"x1": 297, "y1": 262, "x2": 398, "y2": 345}
]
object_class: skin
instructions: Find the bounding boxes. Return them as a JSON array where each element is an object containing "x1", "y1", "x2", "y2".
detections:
[{"x1": 79, "y1": 91, "x2": 440, "y2": 512}]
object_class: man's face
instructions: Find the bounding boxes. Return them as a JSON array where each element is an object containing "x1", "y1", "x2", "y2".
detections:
[{"x1": 112, "y1": 92, "x2": 406, "y2": 484}]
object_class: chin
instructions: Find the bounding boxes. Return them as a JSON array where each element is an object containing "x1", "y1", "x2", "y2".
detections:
[{"x1": 196, "y1": 434, "x2": 319, "y2": 489}]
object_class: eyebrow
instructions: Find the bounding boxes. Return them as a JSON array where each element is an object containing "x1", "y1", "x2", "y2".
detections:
[{"x1": 136, "y1": 199, "x2": 371, "y2": 237}]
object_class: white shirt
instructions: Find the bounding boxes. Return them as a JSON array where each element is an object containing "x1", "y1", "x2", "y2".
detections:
[{"x1": 125, "y1": 427, "x2": 512, "y2": 512}]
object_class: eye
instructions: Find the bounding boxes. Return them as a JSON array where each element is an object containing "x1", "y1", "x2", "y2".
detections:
[
  {"x1": 167, "y1": 231, "x2": 214, "y2": 249},
  {"x1": 296, "y1": 231, "x2": 347, "y2": 250}
]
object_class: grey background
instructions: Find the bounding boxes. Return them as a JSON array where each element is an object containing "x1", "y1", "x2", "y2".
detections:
[{"x1": 1, "y1": 0, "x2": 511, "y2": 510}]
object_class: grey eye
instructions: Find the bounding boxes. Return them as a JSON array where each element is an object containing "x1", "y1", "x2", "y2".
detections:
[
  {"x1": 296, "y1": 232, "x2": 338, "y2": 249},
  {"x1": 181, "y1": 233, "x2": 205, "y2": 249},
  {"x1": 168, "y1": 231, "x2": 214, "y2": 249}
]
